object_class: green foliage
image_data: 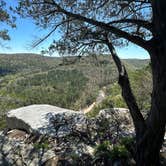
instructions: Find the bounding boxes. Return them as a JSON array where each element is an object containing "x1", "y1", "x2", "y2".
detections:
[
  {"x1": 1, "y1": 69, "x2": 88, "y2": 109},
  {"x1": 87, "y1": 96, "x2": 113, "y2": 117},
  {"x1": 0, "y1": 117, "x2": 6, "y2": 130},
  {"x1": 73, "y1": 88, "x2": 98, "y2": 110},
  {"x1": 94, "y1": 141, "x2": 111, "y2": 154},
  {"x1": 105, "y1": 64, "x2": 152, "y2": 114},
  {"x1": 106, "y1": 83, "x2": 127, "y2": 108},
  {"x1": 120, "y1": 137, "x2": 134, "y2": 147},
  {"x1": 128, "y1": 65, "x2": 152, "y2": 113},
  {"x1": 93, "y1": 139, "x2": 131, "y2": 165},
  {"x1": 0, "y1": 1, "x2": 16, "y2": 42},
  {"x1": 111, "y1": 95, "x2": 127, "y2": 108},
  {"x1": 123, "y1": 59, "x2": 150, "y2": 70},
  {"x1": 93, "y1": 141, "x2": 112, "y2": 164},
  {"x1": 0, "y1": 54, "x2": 58, "y2": 75},
  {"x1": 111, "y1": 145, "x2": 129, "y2": 160},
  {"x1": 33, "y1": 140, "x2": 49, "y2": 150},
  {"x1": 0, "y1": 54, "x2": 150, "y2": 129}
]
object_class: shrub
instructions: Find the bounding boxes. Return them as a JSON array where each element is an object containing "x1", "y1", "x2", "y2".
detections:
[
  {"x1": 93, "y1": 141, "x2": 112, "y2": 165},
  {"x1": 92, "y1": 137, "x2": 133, "y2": 165},
  {"x1": 111, "y1": 144, "x2": 129, "y2": 160}
]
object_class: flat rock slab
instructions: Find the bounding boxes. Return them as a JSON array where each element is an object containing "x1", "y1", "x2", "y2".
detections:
[{"x1": 7, "y1": 104, "x2": 84, "y2": 137}]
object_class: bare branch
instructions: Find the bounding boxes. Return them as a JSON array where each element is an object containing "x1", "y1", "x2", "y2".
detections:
[
  {"x1": 52, "y1": 2, "x2": 149, "y2": 50},
  {"x1": 32, "y1": 19, "x2": 73, "y2": 47},
  {"x1": 104, "y1": 36, "x2": 146, "y2": 135},
  {"x1": 108, "y1": 19, "x2": 152, "y2": 32}
]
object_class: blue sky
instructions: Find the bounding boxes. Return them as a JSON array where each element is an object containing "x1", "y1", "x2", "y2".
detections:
[
  {"x1": 2, "y1": 17, "x2": 58, "y2": 54},
  {"x1": 0, "y1": 1, "x2": 150, "y2": 59}
]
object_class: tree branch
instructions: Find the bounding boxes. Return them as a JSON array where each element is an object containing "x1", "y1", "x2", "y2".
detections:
[
  {"x1": 108, "y1": 19, "x2": 152, "y2": 32},
  {"x1": 32, "y1": 19, "x2": 73, "y2": 47},
  {"x1": 52, "y1": 2, "x2": 149, "y2": 50},
  {"x1": 104, "y1": 36, "x2": 146, "y2": 135}
]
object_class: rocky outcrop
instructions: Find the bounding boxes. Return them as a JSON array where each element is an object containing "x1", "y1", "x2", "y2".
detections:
[
  {"x1": 0, "y1": 105, "x2": 93, "y2": 165},
  {"x1": 1, "y1": 105, "x2": 165, "y2": 165},
  {"x1": 97, "y1": 108, "x2": 134, "y2": 136},
  {"x1": 0, "y1": 130, "x2": 57, "y2": 166},
  {"x1": 7, "y1": 105, "x2": 134, "y2": 139},
  {"x1": 0, "y1": 129, "x2": 94, "y2": 166},
  {"x1": 7, "y1": 104, "x2": 87, "y2": 137},
  {"x1": 1, "y1": 105, "x2": 166, "y2": 165}
]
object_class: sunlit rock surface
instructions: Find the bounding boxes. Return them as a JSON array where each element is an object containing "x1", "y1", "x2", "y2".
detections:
[
  {"x1": 7, "y1": 104, "x2": 87, "y2": 137},
  {"x1": 1, "y1": 105, "x2": 164, "y2": 165}
]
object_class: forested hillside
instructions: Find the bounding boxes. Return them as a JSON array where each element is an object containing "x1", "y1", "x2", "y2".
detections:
[{"x1": 0, "y1": 53, "x2": 150, "y2": 128}]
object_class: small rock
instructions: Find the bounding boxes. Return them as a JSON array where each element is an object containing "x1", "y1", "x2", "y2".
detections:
[
  {"x1": 7, "y1": 129, "x2": 29, "y2": 140},
  {"x1": 43, "y1": 156, "x2": 59, "y2": 166}
]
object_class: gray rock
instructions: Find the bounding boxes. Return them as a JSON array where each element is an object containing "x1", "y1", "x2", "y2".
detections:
[
  {"x1": 7, "y1": 104, "x2": 87, "y2": 138},
  {"x1": 98, "y1": 108, "x2": 134, "y2": 133},
  {"x1": 0, "y1": 130, "x2": 56, "y2": 166},
  {"x1": 1, "y1": 105, "x2": 166, "y2": 166}
]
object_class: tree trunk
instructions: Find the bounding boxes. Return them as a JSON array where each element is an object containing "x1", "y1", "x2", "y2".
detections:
[
  {"x1": 135, "y1": 46, "x2": 166, "y2": 165},
  {"x1": 104, "y1": 1, "x2": 166, "y2": 164},
  {"x1": 105, "y1": 37, "x2": 166, "y2": 165},
  {"x1": 129, "y1": 1, "x2": 166, "y2": 165},
  {"x1": 135, "y1": 1, "x2": 166, "y2": 165}
]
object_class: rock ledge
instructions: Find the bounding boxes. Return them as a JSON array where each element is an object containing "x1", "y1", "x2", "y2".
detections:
[{"x1": 7, "y1": 104, "x2": 84, "y2": 137}]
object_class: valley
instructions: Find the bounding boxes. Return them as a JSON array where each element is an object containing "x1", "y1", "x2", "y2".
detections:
[{"x1": 0, "y1": 53, "x2": 151, "y2": 129}]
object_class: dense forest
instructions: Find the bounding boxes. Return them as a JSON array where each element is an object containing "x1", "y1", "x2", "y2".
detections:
[{"x1": 0, "y1": 53, "x2": 150, "y2": 129}]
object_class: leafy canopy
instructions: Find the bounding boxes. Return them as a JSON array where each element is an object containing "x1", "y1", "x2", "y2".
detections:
[
  {"x1": 16, "y1": 0, "x2": 152, "y2": 55},
  {"x1": 0, "y1": 0, "x2": 16, "y2": 44}
]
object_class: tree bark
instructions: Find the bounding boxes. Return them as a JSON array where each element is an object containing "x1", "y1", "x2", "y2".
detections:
[
  {"x1": 106, "y1": 37, "x2": 166, "y2": 165},
  {"x1": 136, "y1": 0, "x2": 166, "y2": 165},
  {"x1": 135, "y1": 47, "x2": 166, "y2": 165},
  {"x1": 114, "y1": 1, "x2": 166, "y2": 165},
  {"x1": 105, "y1": 39, "x2": 146, "y2": 134}
]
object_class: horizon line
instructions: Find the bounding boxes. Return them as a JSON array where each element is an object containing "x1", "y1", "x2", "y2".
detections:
[{"x1": 0, "y1": 52, "x2": 150, "y2": 60}]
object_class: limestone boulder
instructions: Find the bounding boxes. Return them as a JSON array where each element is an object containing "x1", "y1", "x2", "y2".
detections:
[
  {"x1": 91, "y1": 108, "x2": 135, "y2": 142},
  {"x1": 7, "y1": 104, "x2": 87, "y2": 138}
]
